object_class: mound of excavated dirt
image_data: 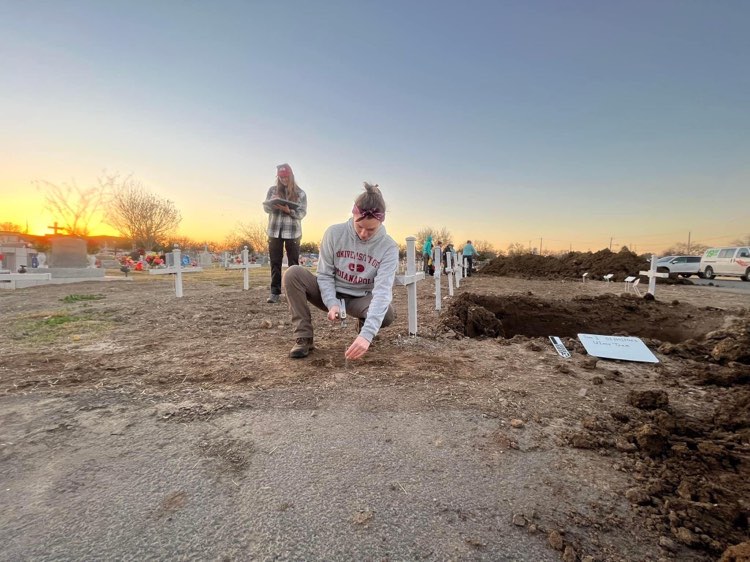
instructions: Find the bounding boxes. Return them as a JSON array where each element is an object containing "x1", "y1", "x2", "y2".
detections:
[
  {"x1": 440, "y1": 291, "x2": 750, "y2": 558},
  {"x1": 565, "y1": 385, "x2": 750, "y2": 557},
  {"x1": 482, "y1": 248, "x2": 692, "y2": 283}
]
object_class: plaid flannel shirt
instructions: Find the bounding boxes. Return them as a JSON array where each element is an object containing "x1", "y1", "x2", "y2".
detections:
[{"x1": 264, "y1": 185, "x2": 307, "y2": 239}]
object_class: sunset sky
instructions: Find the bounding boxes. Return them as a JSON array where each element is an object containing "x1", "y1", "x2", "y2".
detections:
[{"x1": 2, "y1": 1, "x2": 748, "y2": 253}]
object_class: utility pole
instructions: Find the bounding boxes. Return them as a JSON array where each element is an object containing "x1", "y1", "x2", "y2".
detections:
[
  {"x1": 609, "y1": 237, "x2": 614, "y2": 251},
  {"x1": 687, "y1": 231, "x2": 691, "y2": 254},
  {"x1": 539, "y1": 237, "x2": 542, "y2": 255}
]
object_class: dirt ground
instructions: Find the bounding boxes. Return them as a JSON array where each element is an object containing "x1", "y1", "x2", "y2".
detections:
[{"x1": 1, "y1": 267, "x2": 749, "y2": 560}]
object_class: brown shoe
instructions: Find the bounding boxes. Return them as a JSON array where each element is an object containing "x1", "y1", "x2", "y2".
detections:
[{"x1": 289, "y1": 337, "x2": 314, "y2": 359}]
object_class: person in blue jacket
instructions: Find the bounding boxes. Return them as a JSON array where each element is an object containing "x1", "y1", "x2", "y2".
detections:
[{"x1": 462, "y1": 240, "x2": 476, "y2": 276}]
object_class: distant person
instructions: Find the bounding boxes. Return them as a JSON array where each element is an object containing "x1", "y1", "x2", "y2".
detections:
[
  {"x1": 463, "y1": 240, "x2": 476, "y2": 276},
  {"x1": 433, "y1": 240, "x2": 443, "y2": 274},
  {"x1": 443, "y1": 243, "x2": 456, "y2": 272},
  {"x1": 283, "y1": 183, "x2": 398, "y2": 360},
  {"x1": 263, "y1": 163, "x2": 308, "y2": 303},
  {"x1": 423, "y1": 235, "x2": 433, "y2": 276}
]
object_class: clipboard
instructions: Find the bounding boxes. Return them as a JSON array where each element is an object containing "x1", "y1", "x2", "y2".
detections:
[{"x1": 263, "y1": 198, "x2": 300, "y2": 210}]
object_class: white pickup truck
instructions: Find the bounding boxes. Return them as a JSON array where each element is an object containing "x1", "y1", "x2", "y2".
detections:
[{"x1": 656, "y1": 255, "x2": 703, "y2": 278}]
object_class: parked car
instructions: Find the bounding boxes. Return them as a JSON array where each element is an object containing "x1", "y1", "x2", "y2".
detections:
[
  {"x1": 699, "y1": 247, "x2": 750, "y2": 281},
  {"x1": 656, "y1": 255, "x2": 703, "y2": 278}
]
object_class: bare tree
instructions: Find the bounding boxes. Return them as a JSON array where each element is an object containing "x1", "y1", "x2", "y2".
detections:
[
  {"x1": 106, "y1": 178, "x2": 182, "y2": 250},
  {"x1": 220, "y1": 232, "x2": 253, "y2": 253},
  {"x1": 34, "y1": 175, "x2": 112, "y2": 236},
  {"x1": 506, "y1": 242, "x2": 527, "y2": 256},
  {"x1": 235, "y1": 221, "x2": 268, "y2": 255},
  {"x1": 732, "y1": 234, "x2": 750, "y2": 246},
  {"x1": 472, "y1": 239, "x2": 497, "y2": 260},
  {"x1": 660, "y1": 242, "x2": 709, "y2": 256},
  {"x1": 0, "y1": 222, "x2": 23, "y2": 233}
]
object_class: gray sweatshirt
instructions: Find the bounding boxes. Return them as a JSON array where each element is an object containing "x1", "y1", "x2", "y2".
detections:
[{"x1": 317, "y1": 218, "x2": 399, "y2": 342}]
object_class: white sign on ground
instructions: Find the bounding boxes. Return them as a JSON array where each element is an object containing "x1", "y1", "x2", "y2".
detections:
[
  {"x1": 577, "y1": 333, "x2": 659, "y2": 363},
  {"x1": 548, "y1": 336, "x2": 571, "y2": 358}
]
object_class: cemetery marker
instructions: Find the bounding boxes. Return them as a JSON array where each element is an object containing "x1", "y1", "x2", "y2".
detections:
[
  {"x1": 639, "y1": 255, "x2": 669, "y2": 296},
  {"x1": 394, "y1": 236, "x2": 426, "y2": 336},
  {"x1": 578, "y1": 333, "x2": 659, "y2": 363}
]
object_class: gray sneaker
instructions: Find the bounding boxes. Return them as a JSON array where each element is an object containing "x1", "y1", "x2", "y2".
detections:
[
  {"x1": 289, "y1": 337, "x2": 314, "y2": 359},
  {"x1": 266, "y1": 294, "x2": 280, "y2": 304}
]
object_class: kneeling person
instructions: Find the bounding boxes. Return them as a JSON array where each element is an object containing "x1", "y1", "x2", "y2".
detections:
[{"x1": 283, "y1": 183, "x2": 398, "y2": 360}]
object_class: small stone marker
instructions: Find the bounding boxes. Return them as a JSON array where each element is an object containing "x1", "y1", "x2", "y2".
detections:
[
  {"x1": 578, "y1": 333, "x2": 659, "y2": 363},
  {"x1": 639, "y1": 255, "x2": 669, "y2": 296},
  {"x1": 582, "y1": 272, "x2": 589, "y2": 283},
  {"x1": 394, "y1": 236, "x2": 426, "y2": 336}
]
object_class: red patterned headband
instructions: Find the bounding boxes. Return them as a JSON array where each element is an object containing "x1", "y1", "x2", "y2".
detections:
[{"x1": 353, "y1": 205, "x2": 385, "y2": 222}]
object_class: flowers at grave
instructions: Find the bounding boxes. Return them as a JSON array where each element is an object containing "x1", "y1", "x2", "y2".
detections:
[
  {"x1": 118, "y1": 255, "x2": 135, "y2": 274},
  {"x1": 119, "y1": 256, "x2": 136, "y2": 269},
  {"x1": 144, "y1": 252, "x2": 165, "y2": 268}
]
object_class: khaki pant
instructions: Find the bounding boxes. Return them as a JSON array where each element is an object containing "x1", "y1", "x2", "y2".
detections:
[{"x1": 283, "y1": 265, "x2": 395, "y2": 339}]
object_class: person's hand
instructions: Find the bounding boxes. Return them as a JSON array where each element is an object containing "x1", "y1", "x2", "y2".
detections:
[
  {"x1": 273, "y1": 203, "x2": 291, "y2": 214},
  {"x1": 345, "y1": 335, "x2": 371, "y2": 360},
  {"x1": 327, "y1": 306, "x2": 341, "y2": 322}
]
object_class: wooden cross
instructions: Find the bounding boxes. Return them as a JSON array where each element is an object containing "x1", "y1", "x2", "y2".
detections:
[
  {"x1": 394, "y1": 236, "x2": 426, "y2": 336},
  {"x1": 47, "y1": 221, "x2": 66, "y2": 235},
  {"x1": 639, "y1": 255, "x2": 669, "y2": 296}
]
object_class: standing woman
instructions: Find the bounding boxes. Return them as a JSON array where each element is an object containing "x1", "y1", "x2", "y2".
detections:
[{"x1": 263, "y1": 163, "x2": 307, "y2": 303}]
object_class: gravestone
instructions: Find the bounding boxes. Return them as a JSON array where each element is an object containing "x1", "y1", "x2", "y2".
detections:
[
  {"x1": 49, "y1": 237, "x2": 88, "y2": 268},
  {"x1": 46, "y1": 236, "x2": 104, "y2": 280},
  {"x1": 199, "y1": 246, "x2": 213, "y2": 268}
]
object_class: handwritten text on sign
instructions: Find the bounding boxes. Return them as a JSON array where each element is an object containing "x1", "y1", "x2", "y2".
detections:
[{"x1": 577, "y1": 333, "x2": 659, "y2": 363}]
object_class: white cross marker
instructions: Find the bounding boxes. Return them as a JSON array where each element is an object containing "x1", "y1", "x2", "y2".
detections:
[
  {"x1": 227, "y1": 246, "x2": 261, "y2": 290},
  {"x1": 432, "y1": 245, "x2": 443, "y2": 311},
  {"x1": 455, "y1": 252, "x2": 463, "y2": 288},
  {"x1": 639, "y1": 255, "x2": 669, "y2": 296},
  {"x1": 445, "y1": 250, "x2": 455, "y2": 297},
  {"x1": 394, "y1": 236, "x2": 426, "y2": 336},
  {"x1": 149, "y1": 245, "x2": 203, "y2": 297}
]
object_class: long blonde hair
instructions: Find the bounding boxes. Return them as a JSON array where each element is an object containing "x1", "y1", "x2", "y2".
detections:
[{"x1": 276, "y1": 174, "x2": 300, "y2": 202}]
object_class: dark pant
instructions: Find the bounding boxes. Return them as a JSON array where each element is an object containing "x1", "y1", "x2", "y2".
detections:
[
  {"x1": 269, "y1": 237, "x2": 300, "y2": 294},
  {"x1": 465, "y1": 255, "x2": 473, "y2": 276}
]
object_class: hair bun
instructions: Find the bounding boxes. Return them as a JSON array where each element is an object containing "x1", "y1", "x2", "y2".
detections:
[{"x1": 363, "y1": 182, "x2": 380, "y2": 194}]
